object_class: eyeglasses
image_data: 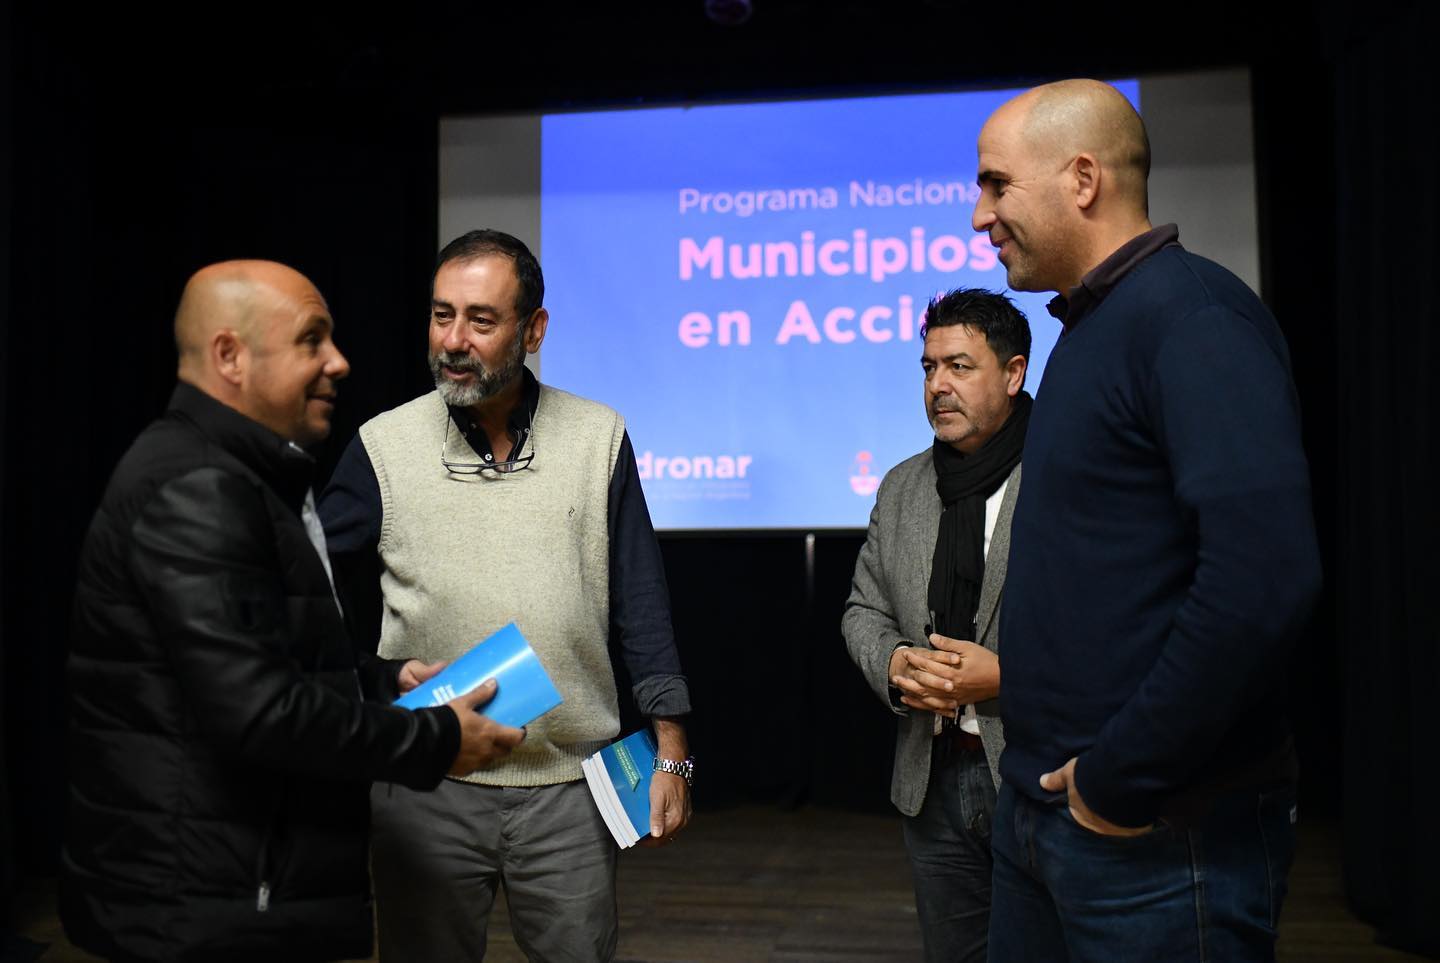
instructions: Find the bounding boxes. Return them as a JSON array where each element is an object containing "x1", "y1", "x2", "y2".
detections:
[{"x1": 440, "y1": 413, "x2": 534, "y2": 476}]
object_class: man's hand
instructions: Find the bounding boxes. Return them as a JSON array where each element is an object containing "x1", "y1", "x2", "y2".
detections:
[
  {"x1": 890, "y1": 644, "x2": 959, "y2": 715},
  {"x1": 398, "y1": 659, "x2": 447, "y2": 694},
  {"x1": 890, "y1": 634, "x2": 1001, "y2": 715},
  {"x1": 641, "y1": 771, "x2": 691, "y2": 848},
  {"x1": 1039, "y1": 757, "x2": 1154, "y2": 837},
  {"x1": 445, "y1": 679, "x2": 526, "y2": 776},
  {"x1": 928, "y1": 634, "x2": 1000, "y2": 704},
  {"x1": 639, "y1": 717, "x2": 691, "y2": 847}
]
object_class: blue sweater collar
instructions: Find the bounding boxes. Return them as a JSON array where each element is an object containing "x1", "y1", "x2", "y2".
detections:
[{"x1": 1047, "y1": 224, "x2": 1182, "y2": 331}]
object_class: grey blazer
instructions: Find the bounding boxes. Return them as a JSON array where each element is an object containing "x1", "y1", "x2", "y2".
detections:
[{"x1": 842, "y1": 450, "x2": 1021, "y2": 817}]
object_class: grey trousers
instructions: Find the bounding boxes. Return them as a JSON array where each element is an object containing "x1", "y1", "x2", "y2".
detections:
[{"x1": 370, "y1": 777, "x2": 618, "y2": 962}]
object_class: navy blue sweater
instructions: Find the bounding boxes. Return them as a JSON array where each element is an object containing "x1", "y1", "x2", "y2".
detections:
[{"x1": 999, "y1": 243, "x2": 1321, "y2": 828}]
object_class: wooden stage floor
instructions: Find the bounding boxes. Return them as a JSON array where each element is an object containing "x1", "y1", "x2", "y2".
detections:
[{"x1": 10, "y1": 806, "x2": 1427, "y2": 962}]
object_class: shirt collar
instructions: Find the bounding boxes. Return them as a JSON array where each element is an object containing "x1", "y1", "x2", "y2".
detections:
[
  {"x1": 167, "y1": 381, "x2": 315, "y2": 512},
  {"x1": 448, "y1": 366, "x2": 540, "y2": 461},
  {"x1": 1046, "y1": 223, "x2": 1182, "y2": 330}
]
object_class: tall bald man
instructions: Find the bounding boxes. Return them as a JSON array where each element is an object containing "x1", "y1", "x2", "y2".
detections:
[
  {"x1": 61, "y1": 261, "x2": 522, "y2": 962},
  {"x1": 975, "y1": 82, "x2": 1320, "y2": 960}
]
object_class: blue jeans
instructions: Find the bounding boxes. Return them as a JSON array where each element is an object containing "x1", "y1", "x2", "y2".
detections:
[
  {"x1": 903, "y1": 742, "x2": 998, "y2": 963},
  {"x1": 988, "y1": 781, "x2": 1296, "y2": 963}
]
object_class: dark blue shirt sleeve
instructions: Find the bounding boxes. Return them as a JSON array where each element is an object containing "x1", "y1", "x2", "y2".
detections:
[
  {"x1": 319, "y1": 433, "x2": 385, "y2": 656},
  {"x1": 609, "y1": 431, "x2": 691, "y2": 718}
]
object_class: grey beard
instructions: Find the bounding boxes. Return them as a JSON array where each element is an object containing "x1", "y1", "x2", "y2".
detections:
[{"x1": 430, "y1": 349, "x2": 524, "y2": 407}]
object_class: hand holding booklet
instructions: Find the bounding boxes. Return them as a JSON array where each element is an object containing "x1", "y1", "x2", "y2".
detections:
[
  {"x1": 582, "y1": 730, "x2": 658, "y2": 849},
  {"x1": 393, "y1": 623, "x2": 562, "y2": 729}
]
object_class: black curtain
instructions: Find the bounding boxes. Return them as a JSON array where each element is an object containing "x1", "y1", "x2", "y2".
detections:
[
  {"x1": 1252, "y1": 40, "x2": 1344, "y2": 824},
  {"x1": 1336, "y1": 3, "x2": 1440, "y2": 957},
  {"x1": 0, "y1": 4, "x2": 445, "y2": 876},
  {"x1": 0, "y1": 0, "x2": 14, "y2": 923}
]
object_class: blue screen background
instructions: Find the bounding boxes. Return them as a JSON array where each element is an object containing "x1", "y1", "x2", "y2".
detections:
[{"x1": 540, "y1": 82, "x2": 1139, "y2": 529}]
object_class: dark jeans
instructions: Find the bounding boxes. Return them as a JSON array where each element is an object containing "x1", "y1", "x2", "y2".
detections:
[
  {"x1": 903, "y1": 742, "x2": 998, "y2": 963},
  {"x1": 988, "y1": 781, "x2": 1297, "y2": 963}
]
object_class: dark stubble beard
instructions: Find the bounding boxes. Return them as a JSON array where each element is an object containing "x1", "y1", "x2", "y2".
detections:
[{"x1": 929, "y1": 398, "x2": 977, "y2": 447}]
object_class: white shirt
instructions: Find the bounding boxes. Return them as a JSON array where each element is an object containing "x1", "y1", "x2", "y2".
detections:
[{"x1": 299, "y1": 485, "x2": 342, "y2": 615}]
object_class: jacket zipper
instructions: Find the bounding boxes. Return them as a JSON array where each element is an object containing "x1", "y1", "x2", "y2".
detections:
[{"x1": 255, "y1": 785, "x2": 288, "y2": 913}]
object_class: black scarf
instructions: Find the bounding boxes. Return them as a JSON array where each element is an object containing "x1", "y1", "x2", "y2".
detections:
[{"x1": 927, "y1": 391, "x2": 1031, "y2": 641}]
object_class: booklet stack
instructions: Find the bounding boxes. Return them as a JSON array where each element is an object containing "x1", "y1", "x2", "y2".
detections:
[
  {"x1": 583, "y1": 730, "x2": 658, "y2": 848},
  {"x1": 393, "y1": 622, "x2": 562, "y2": 729}
]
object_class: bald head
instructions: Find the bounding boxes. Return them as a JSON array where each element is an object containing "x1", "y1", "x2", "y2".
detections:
[
  {"x1": 172, "y1": 259, "x2": 350, "y2": 445},
  {"x1": 1007, "y1": 79, "x2": 1151, "y2": 213},
  {"x1": 174, "y1": 260, "x2": 318, "y2": 377},
  {"x1": 973, "y1": 80, "x2": 1155, "y2": 295}
]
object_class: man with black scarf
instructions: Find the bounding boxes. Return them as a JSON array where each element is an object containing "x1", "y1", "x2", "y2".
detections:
[{"x1": 843, "y1": 287, "x2": 1031, "y2": 963}]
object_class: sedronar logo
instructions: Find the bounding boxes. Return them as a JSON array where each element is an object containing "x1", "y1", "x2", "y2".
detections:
[
  {"x1": 850, "y1": 451, "x2": 880, "y2": 496},
  {"x1": 636, "y1": 451, "x2": 752, "y2": 480}
]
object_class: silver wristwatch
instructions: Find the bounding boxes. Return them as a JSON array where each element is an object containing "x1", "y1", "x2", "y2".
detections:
[{"x1": 653, "y1": 756, "x2": 695, "y2": 787}]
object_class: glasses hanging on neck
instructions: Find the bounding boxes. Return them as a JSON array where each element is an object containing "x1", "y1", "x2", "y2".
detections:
[{"x1": 439, "y1": 411, "x2": 534, "y2": 476}]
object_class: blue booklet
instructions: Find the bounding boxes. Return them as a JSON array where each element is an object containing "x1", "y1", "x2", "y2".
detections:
[
  {"x1": 582, "y1": 729, "x2": 658, "y2": 848},
  {"x1": 393, "y1": 623, "x2": 562, "y2": 729}
]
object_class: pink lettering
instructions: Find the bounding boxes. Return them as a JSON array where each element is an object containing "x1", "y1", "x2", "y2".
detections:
[
  {"x1": 969, "y1": 235, "x2": 998, "y2": 272},
  {"x1": 869, "y1": 237, "x2": 909, "y2": 282},
  {"x1": 823, "y1": 307, "x2": 857, "y2": 344},
  {"x1": 818, "y1": 240, "x2": 850, "y2": 276},
  {"x1": 860, "y1": 306, "x2": 893, "y2": 342},
  {"x1": 928, "y1": 235, "x2": 968, "y2": 272},
  {"x1": 679, "y1": 237, "x2": 723, "y2": 280},
  {"x1": 678, "y1": 311, "x2": 712, "y2": 348},
  {"x1": 716, "y1": 310, "x2": 751, "y2": 346},
  {"x1": 776, "y1": 300, "x2": 822, "y2": 345},
  {"x1": 729, "y1": 243, "x2": 762, "y2": 279}
]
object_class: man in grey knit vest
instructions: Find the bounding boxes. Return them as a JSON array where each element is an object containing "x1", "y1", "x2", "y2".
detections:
[{"x1": 321, "y1": 230, "x2": 693, "y2": 962}]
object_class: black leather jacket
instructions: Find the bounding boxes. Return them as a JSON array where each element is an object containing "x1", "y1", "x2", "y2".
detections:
[{"x1": 60, "y1": 383, "x2": 459, "y2": 962}]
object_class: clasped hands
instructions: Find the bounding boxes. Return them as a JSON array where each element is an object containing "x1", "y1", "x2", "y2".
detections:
[
  {"x1": 885, "y1": 643, "x2": 1148, "y2": 838},
  {"x1": 889, "y1": 633, "x2": 999, "y2": 717}
]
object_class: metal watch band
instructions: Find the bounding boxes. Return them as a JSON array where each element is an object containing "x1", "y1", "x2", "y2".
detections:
[{"x1": 653, "y1": 756, "x2": 695, "y2": 787}]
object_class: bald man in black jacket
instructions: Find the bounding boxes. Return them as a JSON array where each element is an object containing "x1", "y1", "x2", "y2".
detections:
[{"x1": 61, "y1": 261, "x2": 521, "y2": 962}]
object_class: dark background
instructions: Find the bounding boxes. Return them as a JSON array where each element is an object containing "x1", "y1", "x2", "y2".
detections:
[{"x1": 3, "y1": 0, "x2": 1436, "y2": 955}]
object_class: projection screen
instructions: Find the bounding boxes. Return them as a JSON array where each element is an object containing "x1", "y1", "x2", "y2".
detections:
[{"x1": 440, "y1": 69, "x2": 1259, "y2": 530}]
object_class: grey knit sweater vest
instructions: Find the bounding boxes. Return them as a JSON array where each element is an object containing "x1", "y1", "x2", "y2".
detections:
[{"x1": 361, "y1": 385, "x2": 625, "y2": 787}]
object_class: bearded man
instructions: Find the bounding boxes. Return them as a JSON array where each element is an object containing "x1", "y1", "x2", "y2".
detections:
[{"x1": 320, "y1": 230, "x2": 693, "y2": 962}]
